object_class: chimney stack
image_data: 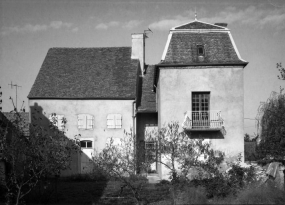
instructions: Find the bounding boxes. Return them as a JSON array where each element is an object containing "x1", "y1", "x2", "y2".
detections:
[{"x1": 131, "y1": 33, "x2": 145, "y2": 75}]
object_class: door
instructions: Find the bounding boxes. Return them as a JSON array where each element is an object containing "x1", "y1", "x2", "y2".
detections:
[
  {"x1": 80, "y1": 140, "x2": 94, "y2": 173},
  {"x1": 192, "y1": 92, "x2": 210, "y2": 128}
]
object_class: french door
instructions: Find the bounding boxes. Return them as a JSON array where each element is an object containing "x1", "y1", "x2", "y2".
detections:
[{"x1": 192, "y1": 92, "x2": 210, "y2": 128}]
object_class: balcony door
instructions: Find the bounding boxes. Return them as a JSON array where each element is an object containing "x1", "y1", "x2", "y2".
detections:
[{"x1": 192, "y1": 92, "x2": 210, "y2": 128}]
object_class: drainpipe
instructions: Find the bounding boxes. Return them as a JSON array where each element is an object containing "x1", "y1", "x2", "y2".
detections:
[{"x1": 132, "y1": 100, "x2": 137, "y2": 174}]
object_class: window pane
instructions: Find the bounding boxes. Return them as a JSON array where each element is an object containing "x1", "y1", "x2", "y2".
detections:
[
  {"x1": 87, "y1": 141, "x2": 92, "y2": 148},
  {"x1": 80, "y1": 141, "x2": 86, "y2": 148}
]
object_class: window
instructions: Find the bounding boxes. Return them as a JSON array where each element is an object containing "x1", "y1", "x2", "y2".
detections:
[
  {"x1": 145, "y1": 141, "x2": 158, "y2": 174},
  {"x1": 78, "y1": 114, "x2": 94, "y2": 130},
  {"x1": 107, "y1": 114, "x2": 122, "y2": 129},
  {"x1": 192, "y1": 92, "x2": 210, "y2": 128},
  {"x1": 145, "y1": 124, "x2": 158, "y2": 174},
  {"x1": 80, "y1": 140, "x2": 93, "y2": 148},
  {"x1": 197, "y1": 45, "x2": 205, "y2": 56},
  {"x1": 49, "y1": 114, "x2": 65, "y2": 130}
]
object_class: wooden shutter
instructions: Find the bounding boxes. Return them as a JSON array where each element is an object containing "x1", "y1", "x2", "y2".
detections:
[
  {"x1": 107, "y1": 114, "x2": 115, "y2": 128},
  {"x1": 86, "y1": 115, "x2": 94, "y2": 129},
  {"x1": 57, "y1": 115, "x2": 64, "y2": 130},
  {"x1": 115, "y1": 114, "x2": 122, "y2": 128},
  {"x1": 49, "y1": 115, "x2": 56, "y2": 126},
  {"x1": 78, "y1": 114, "x2": 84, "y2": 129},
  {"x1": 49, "y1": 114, "x2": 64, "y2": 130}
]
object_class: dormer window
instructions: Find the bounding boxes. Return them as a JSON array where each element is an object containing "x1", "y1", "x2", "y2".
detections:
[{"x1": 197, "y1": 45, "x2": 204, "y2": 56}]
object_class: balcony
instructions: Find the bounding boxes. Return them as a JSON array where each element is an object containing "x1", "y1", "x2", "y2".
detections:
[{"x1": 182, "y1": 110, "x2": 224, "y2": 131}]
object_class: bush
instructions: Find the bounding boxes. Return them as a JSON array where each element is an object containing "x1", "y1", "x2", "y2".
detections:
[
  {"x1": 212, "y1": 182, "x2": 285, "y2": 204},
  {"x1": 61, "y1": 171, "x2": 109, "y2": 182},
  {"x1": 192, "y1": 155, "x2": 256, "y2": 199},
  {"x1": 176, "y1": 186, "x2": 208, "y2": 204}
]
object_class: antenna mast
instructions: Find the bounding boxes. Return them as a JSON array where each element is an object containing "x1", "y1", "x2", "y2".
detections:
[{"x1": 8, "y1": 81, "x2": 22, "y2": 111}]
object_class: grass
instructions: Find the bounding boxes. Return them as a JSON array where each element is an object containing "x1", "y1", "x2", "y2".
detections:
[
  {"x1": 21, "y1": 177, "x2": 171, "y2": 205},
  {"x1": 2, "y1": 175, "x2": 284, "y2": 205}
]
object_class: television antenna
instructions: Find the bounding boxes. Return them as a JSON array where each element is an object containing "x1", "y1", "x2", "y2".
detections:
[
  {"x1": 144, "y1": 28, "x2": 153, "y2": 38},
  {"x1": 8, "y1": 81, "x2": 22, "y2": 111}
]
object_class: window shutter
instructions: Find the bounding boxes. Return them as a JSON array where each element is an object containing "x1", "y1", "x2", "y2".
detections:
[
  {"x1": 107, "y1": 114, "x2": 115, "y2": 128},
  {"x1": 49, "y1": 114, "x2": 58, "y2": 127},
  {"x1": 57, "y1": 115, "x2": 65, "y2": 130},
  {"x1": 78, "y1": 114, "x2": 84, "y2": 129},
  {"x1": 115, "y1": 114, "x2": 122, "y2": 128},
  {"x1": 87, "y1": 115, "x2": 94, "y2": 129}
]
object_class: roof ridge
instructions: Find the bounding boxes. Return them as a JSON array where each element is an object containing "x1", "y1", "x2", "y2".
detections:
[{"x1": 172, "y1": 20, "x2": 227, "y2": 30}]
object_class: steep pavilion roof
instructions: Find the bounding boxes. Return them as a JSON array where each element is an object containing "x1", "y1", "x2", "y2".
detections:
[{"x1": 160, "y1": 20, "x2": 248, "y2": 65}]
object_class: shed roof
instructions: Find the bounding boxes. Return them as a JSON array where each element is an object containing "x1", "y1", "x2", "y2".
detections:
[
  {"x1": 28, "y1": 47, "x2": 139, "y2": 99},
  {"x1": 137, "y1": 65, "x2": 156, "y2": 113}
]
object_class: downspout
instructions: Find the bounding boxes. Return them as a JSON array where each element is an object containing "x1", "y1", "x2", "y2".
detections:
[{"x1": 132, "y1": 100, "x2": 137, "y2": 174}]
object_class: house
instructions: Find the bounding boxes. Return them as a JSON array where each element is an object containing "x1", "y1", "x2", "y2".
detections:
[{"x1": 28, "y1": 18, "x2": 248, "y2": 179}]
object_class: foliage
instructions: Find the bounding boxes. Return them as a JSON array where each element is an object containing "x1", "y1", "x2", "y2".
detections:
[
  {"x1": 60, "y1": 172, "x2": 108, "y2": 182},
  {"x1": 192, "y1": 154, "x2": 256, "y2": 199},
  {"x1": 211, "y1": 181, "x2": 285, "y2": 204},
  {"x1": 145, "y1": 122, "x2": 224, "y2": 182},
  {"x1": 244, "y1": 133, "x2": 250, "y2": 142},
  {"x1": 277, "y1": 62, "x2": 285, "y2": 80},
  {"x1": 233, "y1": 182, "x2": 285, "y2": 205},
  {"x1": 256, "y1": 88, "x2": 285, "y2": 161},
  {"x1": 92, "y1": 130, "x2": 149, "y2": 204},
  {"x1": 0, "y1": 111, "x2": 80, "y2": 205}
]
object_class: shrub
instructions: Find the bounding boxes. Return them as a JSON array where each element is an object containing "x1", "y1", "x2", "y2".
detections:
[
  {"x1": 192, "y1": 154, "x2": 257, "y2": 199},
  {"x1": 213, "y1": 182, "x2": 285, "y2": 204},
  {"x1": 235, "y1": 182, "x2": 285, "y2": 204},
  {"x1": 175, "y1": 186, "x2": 208, "y2": 205}
]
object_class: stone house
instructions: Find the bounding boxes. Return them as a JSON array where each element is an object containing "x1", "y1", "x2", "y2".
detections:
[{"x1": 28, "y1": 18, "x2": 248, "y2": 179}]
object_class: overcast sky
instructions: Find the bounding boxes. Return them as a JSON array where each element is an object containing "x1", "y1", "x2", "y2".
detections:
[{"x1": 0, "y1": 0, "x2": 284, "y2": 136}]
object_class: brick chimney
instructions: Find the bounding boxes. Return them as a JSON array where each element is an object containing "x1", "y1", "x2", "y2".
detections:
[{"x1": 131, "y1": 33, "x2": 145, "y2": 75}]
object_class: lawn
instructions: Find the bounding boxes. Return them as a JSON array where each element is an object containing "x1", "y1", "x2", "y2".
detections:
[{"x1": 22, "y1": 178, "x2": 170, "y2": 205}]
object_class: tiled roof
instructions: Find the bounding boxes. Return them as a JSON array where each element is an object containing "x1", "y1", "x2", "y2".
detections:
[
  {"x1": 162, "y1": 32, "x2": 245, "y2": 64},
  {"x1": 137, "y1": 65, "x2": 156, "y2": 112},
  {"x1": 1, "y1": 112, "x2": 30, "y2": 136},
  {"x1": 28, "y1": 47, "x2": 139, "y2": 99},
  {"x1": 175, "y1": 21, "x2": 224, "y2": 30}
]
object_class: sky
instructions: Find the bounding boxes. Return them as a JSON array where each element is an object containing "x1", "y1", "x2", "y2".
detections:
[{"x1": 0, "y1": 0, "x2": 284, "y2": 136}]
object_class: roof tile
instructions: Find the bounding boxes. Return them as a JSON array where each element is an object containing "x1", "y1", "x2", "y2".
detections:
[
  {"x1": 137, "y1": 65, "x2": 156, "y2": 112},
  {"x1": 162, "y1": 32, "x2": 244, "y2": 64},
  {"x1": 28, "y1": 47, "x2": 139, "y2": 99}
]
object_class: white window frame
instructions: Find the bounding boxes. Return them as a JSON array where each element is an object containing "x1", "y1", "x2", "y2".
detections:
[
  {"x1": 49, "y1": 114, "x2": 65, "y2": 131},
  {"x1": 80, "y1": 140, "x2": 93, "y2": 149},
  {"x1": 107, "y1": 114, "x2": 122, "y2": 129},
  {"x1": 77, "y1": 114, "x2": 94, "y2": 130}
]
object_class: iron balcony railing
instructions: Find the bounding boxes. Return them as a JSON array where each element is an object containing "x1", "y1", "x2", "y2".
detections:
[{"x1": 182, "y1": 110, "x2": 224, "y2": 130}]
